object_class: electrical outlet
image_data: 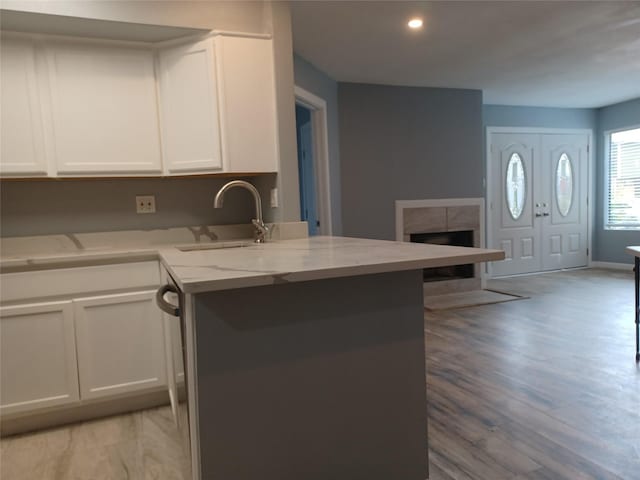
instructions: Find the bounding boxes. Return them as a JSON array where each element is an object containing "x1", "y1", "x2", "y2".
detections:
[
  {"x1": 270, "y1": 188, "x2": 278, "y2": 208},
  {"x1": 136, "y1": 195, "x2": 156, "y2": 214}
]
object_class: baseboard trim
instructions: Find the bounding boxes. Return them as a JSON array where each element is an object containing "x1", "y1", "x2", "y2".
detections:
[
  {"x1": 1, "y1": 389, "x2": 169, "y2": 437},
  {"x1": 590, "y1": 261, "x2": 633, "y2": 271}
]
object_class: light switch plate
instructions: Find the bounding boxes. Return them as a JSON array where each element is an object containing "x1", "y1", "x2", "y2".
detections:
[{"x1": 136, "y1": 195, "x2": 156, "y2": 214}]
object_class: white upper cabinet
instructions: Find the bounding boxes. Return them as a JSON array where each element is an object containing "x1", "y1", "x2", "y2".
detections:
[
  {"x1": 0, "y1": 31, "x2": 279, "y2": 178},
  {"x1": 215, "y1": 35, "x2": 279, "y2": 173},
  {"x1": 0, "y1": 36, "x2": 49, "y2": 176},
  {"x1": 158, "y1": 34, "x2": 279, "y2": 175},
  {"x1": 158, "y1": 39, "x2": 223, "y2": 174},
  {"x1": 45, "y1": 41, "x2": 162, "y2": 175}
]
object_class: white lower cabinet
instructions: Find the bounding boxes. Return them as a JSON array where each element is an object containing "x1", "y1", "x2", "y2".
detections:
[
  {"x1": 0, "y1": 301, "x2": 80, "y2": 416},
  {"x1": 74, "y1": 291, "x2": 166, "y2": 400},
  {"x1": 0, "y1": 262, "x2": 169, "y2": 425}
]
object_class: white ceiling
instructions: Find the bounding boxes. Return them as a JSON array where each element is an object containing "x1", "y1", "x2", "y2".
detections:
[{"x1": 291, "y1": 1, "x2": 640, "y2": 108}]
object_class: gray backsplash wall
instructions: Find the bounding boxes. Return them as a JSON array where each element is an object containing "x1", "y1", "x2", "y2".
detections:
[
  {"x1": 293, "y1": 54, "x2": 342, "y2": 235},
  {"x1": 595, "y1": 97, "x2": 640, "y2": 264},
  {"x1": 338, "y1": 83, "x2": 483, "y2": 240},
  {"x1": 0, "y1": 175, "x2": 277, "y2": 237}
]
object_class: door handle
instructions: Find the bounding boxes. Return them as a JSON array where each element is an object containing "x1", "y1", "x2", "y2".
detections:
[{"x1": 156, "y1": 284, "x2": 180, "y2": 316}]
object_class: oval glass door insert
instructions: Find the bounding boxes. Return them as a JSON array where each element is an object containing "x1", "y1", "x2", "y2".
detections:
[
  {"x1": 506, "y1": 153, "x2": 526, "y2": 220},
  {"x1": 556, "y1": 153, "x2": 573, "y2": 216}
]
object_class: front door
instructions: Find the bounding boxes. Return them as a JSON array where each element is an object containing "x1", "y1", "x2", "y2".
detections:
[{"x1": 489, "y1": 131, "x2": 589, "y2": 276}]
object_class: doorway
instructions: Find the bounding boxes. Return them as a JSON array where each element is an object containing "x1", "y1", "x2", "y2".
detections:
[
  {"x1": 295, "y1": 104, "x2": 318, "y2": 235},
  {"x1": 487, "y1": 129, "x2": 591, "y2": 276},
  {"x1": 294, "y1": 86, "x2": 332, "y2": 236}
]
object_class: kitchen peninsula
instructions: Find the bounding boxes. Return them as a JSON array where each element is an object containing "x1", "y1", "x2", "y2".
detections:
[{"x1": 159, "y1": 236, "x2": 504, "y2": 480}]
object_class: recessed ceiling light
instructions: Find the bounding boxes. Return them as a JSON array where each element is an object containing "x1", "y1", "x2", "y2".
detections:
[{"x1": 407, "y1": 18, "x2": 423, "y2": 29}]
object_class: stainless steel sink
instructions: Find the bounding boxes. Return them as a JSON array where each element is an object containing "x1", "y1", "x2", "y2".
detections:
[{"x1": 176, "y1": 240, "x2": 254, "y2": 252}]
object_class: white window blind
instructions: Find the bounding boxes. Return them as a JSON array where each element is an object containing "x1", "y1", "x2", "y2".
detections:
[{"x1": 606, "y1": 127, "x2": 640, "y2": 229}]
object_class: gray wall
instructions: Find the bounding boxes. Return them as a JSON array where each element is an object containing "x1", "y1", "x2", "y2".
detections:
[
  {"x1": 0, "y1": 175, "x2": 275, "y2": 237},
  {"x1": 268, "y1": 2, "x2": 300, "y2": 224},
  {"x1": 0, "y1": 1, "x2": 299, "y2": 237},
  {"x1": 338, "y1": 83, "x2": 483, "y2": 240},
  {"x1": 483, "y1": 105, "x2": 597, "y2": 130},
  {"x1": 293, "y1": 54, "x2": 342, "y2": 234},
  {"x1": 595, "y1": 97, "x2": 640, "y2": 264}
]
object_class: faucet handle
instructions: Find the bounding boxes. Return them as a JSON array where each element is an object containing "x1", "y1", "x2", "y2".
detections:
[{"x1": 251, "y1": 219, "x2": 269, "y2": 243}]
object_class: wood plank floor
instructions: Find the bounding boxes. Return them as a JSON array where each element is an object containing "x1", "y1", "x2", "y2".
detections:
[{"x1": 425, "y1": 268, "x2": 640, "y2": 480}]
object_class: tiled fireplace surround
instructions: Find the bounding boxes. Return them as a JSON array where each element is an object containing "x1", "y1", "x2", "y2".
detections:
[{"x1": 395, "y1": 198, "x2": 485, "y2": 296}]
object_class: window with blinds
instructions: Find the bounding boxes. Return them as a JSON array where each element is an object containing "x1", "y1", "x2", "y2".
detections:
[{"x1": 606, "y1": 127, "x2": 640, "y2": 230}]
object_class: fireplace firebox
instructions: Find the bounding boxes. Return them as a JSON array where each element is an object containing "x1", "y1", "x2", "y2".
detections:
[{"x1": 410, "y1": 230, "x2": 474, "y2": 282}]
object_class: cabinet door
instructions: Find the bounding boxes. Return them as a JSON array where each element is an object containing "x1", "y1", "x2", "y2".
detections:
[
  {"x1": 0, "y1": 36, "x2": 49, "y2": 176},
  {"x1": 74, "y1": 291, "x2": 166, "y2": 400},
  {"x1": 216, "y1": 36, "x2": 279, "y2": 173},
  {"x1": 158, "y1": 39, "x2": 223, "y2": 174},
  {"x1": 0, "y1": 301, "x2": 79, "y2": 416},
  {"x1": 159, "y1": 270, "x2": 184, "y2": 426},
  {"x1": 45, "y1": 42, "x2": 162, "y2": 174}
]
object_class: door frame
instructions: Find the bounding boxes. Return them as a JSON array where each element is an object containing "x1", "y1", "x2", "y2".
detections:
[
  {"x1": 485, "y1": 127, "x2": 594, "y2": 277},
  {"x1": 294, "y1": 86, "x2": 333, "y2": 235}
]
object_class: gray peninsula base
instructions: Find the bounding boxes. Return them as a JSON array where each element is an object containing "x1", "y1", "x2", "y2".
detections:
[{"x1": 191, "y1": 269, "x2": 428, "y2": 479}]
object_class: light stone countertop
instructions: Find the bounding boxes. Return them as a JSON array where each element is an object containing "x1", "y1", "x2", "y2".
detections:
[
  {"x1": 159, "y1": 235, "x2": 505, "y2": 294},
  {"x1": 626, "y1": 246, "x2": 640, "y2": 257},
  {"x1": 0, "y1": 222, "x2": 307, "y2": 272}
]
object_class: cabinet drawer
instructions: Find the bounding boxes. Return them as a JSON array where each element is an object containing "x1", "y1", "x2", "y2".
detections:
[{"x1": 1, "y1": 261, "x2": 160, "y2": 303}]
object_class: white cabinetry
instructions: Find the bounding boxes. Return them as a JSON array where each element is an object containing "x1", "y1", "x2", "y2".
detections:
[
  {"x1": 46, "y1": 42, "x2": 162, "y2": 175},
  {"x1": 0, "y1": 262, "x2": 166, "y2": 422},
  {"x1": 158, "y1": 34, "x2": 279, "y2": 174},
  {"x1": 0, "y1": 301, "x2": 79, "y2": 416},
  {"x1": 216, "y1": 35, "x2": 279, "y2": 173},
  {"x1": 158, "y1": 39, "x2": 223, "y2": 174},
  {"x1": 0, "y1": 36, "x2": 49, "y2": 176},
  {"x1": 74, "y1": 291, "x2": 166, "y2": 400},
  {"x1": 0, "y1": 31, "x2": 279, "y2": 177}
]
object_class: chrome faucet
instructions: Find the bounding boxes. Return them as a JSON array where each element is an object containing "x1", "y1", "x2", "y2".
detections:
[{"x1": 214, "y1": 180, "x2": 269, "y2": 243}]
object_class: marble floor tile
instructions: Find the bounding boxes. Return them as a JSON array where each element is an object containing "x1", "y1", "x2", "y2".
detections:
[
  {"x1": 51, "y1": 439, "x2": 143, "y2": 480},
  {"x1": 1, "y1": 424, "x2": 73, "y2": 478},
  {"x1": 141, "y1": 407, "x2": 191, "y2": 480},
  {"x1": 1, "y1": 406, "x2": 190, "y2": 480},
  {"x1": 69, "y1": 410, "x2": 142, "y2": 451}
]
